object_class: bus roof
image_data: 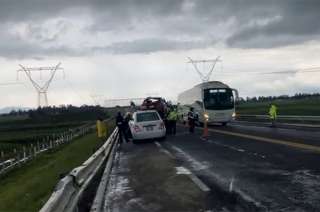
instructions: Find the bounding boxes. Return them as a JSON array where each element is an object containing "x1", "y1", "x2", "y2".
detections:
[{"x1": 194, "y1": 81, "x2": 230, "y2": 89}]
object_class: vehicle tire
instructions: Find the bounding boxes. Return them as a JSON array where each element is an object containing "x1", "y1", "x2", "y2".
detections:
[
  {"x1": 198, "y1": 122, "x2": 204, "y2": 127},
  {"x1": 221, "y1": 122, "x2": 227, "y2": 126},
  {"x1": 132, "y1": 140, "x2": 138, "y2": 144}
]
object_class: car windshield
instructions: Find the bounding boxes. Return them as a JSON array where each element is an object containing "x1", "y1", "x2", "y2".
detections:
[
  {"x1": 203, "y1": 88, "x2": 234, "y2": 110},
  {"x1": 136, "y1": 112, "x2": 160, "y2": 122}
]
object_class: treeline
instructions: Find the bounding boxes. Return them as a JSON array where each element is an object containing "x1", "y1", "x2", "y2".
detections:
[
  {"x1": 2, "y1": 105, "x2": 108, "y2": 123},
  {"x1": 239, "y1": 93, "x2": 320, "y2": 103}
]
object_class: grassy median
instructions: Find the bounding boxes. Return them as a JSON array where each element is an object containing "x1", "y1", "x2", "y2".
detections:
[
  {"x1": 237, "y1": 98, "x2": 320, "y2": 116},
  {"x1": 0, "y1": 132, "x2": 106, "y2": 212}
]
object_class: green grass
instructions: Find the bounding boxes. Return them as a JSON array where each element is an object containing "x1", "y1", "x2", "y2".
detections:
[
  {"x1": 0, "y1": 132, "x2": 106, "y2": 212},
  {"x1": 0, "y1": 115, "x2": 29, "y2": 124},
  {"x1": 236, "y1": 98, "x2": 320, "y2": 116},
  {"x1": 0, "y1": 120, "x2": 89, "y2": 158}
]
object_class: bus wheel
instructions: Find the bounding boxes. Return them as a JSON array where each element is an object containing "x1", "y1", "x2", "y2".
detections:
[{"x1": 221, "y1": 122, "x2": 227, "y2": 126}]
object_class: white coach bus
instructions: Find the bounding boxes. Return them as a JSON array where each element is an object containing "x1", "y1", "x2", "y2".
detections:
[{"x1": 177, "y1": 81, "x2": 239, "y2": 126}]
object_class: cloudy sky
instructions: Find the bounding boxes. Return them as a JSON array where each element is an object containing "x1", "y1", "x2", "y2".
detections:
[{"x1": 0, "y1": 0, "x2": 320, "y2": 107}]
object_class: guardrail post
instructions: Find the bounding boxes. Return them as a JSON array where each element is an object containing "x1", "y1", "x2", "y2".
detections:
[
  {"x1": 0, "y1": 151, "x2": 4, "y2": 159},
  {"x1": 23, "y1": 146, "x2": 26, "y2": 159}
]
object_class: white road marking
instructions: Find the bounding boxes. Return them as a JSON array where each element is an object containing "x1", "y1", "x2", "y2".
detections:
[
  {"x1": 175, "y1": 166, "x2": 210, "y2": 192},
  {"x1": 154, "y1": 141, "x2": 175, "y2": 158},
  {"x1": 155, "y1": 142, "x2": 210, "y2": 192},
  {"x1": 176, "y1": 166, "x2": 191, "y2": 175},
  {"x1": 188, "y1": 173, "x2": 211, "y2": 192},
  {"x1": 167, "y1": 143, "x2": 262, "y2": 208}
]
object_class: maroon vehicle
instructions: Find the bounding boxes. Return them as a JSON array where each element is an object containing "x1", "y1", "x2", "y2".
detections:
[{"x1": 140, "y1": 97, "x2": 169, "y2": 118}]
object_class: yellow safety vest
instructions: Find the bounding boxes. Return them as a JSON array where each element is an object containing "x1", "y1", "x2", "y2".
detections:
[
  {"x1": 168, "y1": 111, "x2": 178, "y2": 121},
  {"x1": 269, "y1": 105, "x2": 277, "y2": 119}
]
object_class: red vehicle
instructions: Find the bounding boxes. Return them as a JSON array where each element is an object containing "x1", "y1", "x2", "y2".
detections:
[{"x1": 140, "y1": 97, "x2": 169, "y2": 118}]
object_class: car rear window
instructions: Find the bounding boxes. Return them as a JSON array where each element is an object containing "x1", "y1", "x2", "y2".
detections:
[{"x1": 136, "y1": 112, "x2": 160, "y2": 122}]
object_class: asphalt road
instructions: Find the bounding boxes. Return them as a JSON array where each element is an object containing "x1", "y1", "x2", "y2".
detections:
[{"x1": 106, "y1": 123, "x2": 320, "y2": 211}]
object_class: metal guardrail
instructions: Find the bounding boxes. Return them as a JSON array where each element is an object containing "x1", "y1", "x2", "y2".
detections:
[
  {"x1": 40, "y1": 128, "x2": 119, "y2": 212},
  {"x1": 237, "y1": 115, "x2": 320, "y2": 122}
]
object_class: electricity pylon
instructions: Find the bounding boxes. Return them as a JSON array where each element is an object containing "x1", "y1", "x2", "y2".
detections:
[
  {"x1": 187, "y1": 56, "x2": 221, "y2": 82},
  {"x1": 17, "y1": 63, "x2": 63, "y2": 107}
]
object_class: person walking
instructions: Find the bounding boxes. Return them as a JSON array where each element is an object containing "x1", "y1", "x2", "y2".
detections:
[
  {"x1": 115, "y1": 112, "x2": 125, "y2": 143},
  {"x1": 269, "y1": 103, "x2": 278, "y2": 127},
  {"x1": 167, "y1": 107, "x2": 178, "y2": 135},
  {"x1": 188, "y1": 107, "x2": 196, "y2": 133}
]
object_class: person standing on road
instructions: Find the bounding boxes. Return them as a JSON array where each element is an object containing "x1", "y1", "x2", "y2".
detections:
[
  {"x1": 188, "y1": 107, "x2": 196, "y2": 133},
  {"x1": 269, "y1": 103, "x2": 278, "y2": 127},
  {"x1": 123, "y1": 112, "x2": 132, "y2": 142},
  {"x1": 167, "y1": 107, "x2": 178, "y2": 135},
  {"x1": 116, "y1": 112, "x2": 125, "y2": 143}
]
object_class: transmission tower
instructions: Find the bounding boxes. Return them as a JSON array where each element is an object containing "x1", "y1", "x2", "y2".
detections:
[
  {"x1": 187, "y1": 56, "x2": 221, "y2": 82},
  {"x1": 17, "y1": 63, "x2": 63, "y2": 107}
]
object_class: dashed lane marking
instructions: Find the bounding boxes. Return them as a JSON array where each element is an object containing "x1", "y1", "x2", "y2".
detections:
[
  {"x1": 155, "y1": 142, "x2": 210, "y2": 192},
  {"x1": 154, "y1": 141, "x2": 175, "y2": 158},
  {"x1": 188, "y1": 172, "x2": 211, "y2": 192},
  {"x1": 175, "y1": 166, "x2": 210, "y2": 192},
  {"x1": 206, "y1": 127, "x2": 320, "y2": 154}
]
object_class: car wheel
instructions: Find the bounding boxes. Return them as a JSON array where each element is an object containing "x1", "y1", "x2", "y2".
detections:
[{"x1": 221, "y1": 122, "x2": 227, "y2": 126}]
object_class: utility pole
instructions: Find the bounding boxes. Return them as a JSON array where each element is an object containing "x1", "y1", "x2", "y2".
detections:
[
  {"x1": 187, "y1": 56, "x2": 221, "y2": 82},
  {"x1": 17, "y1": 63, "x2": 63, "y2": 107}
]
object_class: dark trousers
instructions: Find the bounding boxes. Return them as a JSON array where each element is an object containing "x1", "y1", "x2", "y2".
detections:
[
  {"x1": 118, "y1": 127, "x2": 129, "y2": 143},
  {"x1": 171, "y1": 120, "x2": 176, "y2": 135},
  {"x1": 188, "y1": 120, "x2": 195, "y2": 133},
  {"x1": 167, "y1": 120, "x2": 176, "y2": 135}
]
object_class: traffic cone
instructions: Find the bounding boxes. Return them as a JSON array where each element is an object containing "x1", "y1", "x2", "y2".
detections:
[{"x1": 202, "y1": 120, "x2": 209, "y2": 139}]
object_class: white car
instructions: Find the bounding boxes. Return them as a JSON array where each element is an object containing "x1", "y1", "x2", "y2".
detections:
[{"x1": 129, "y1": 110, "x2": 166, "y2": 141}]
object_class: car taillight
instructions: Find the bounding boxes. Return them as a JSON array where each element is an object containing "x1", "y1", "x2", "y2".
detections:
[
  {"x1": 133, "y1": 125, "x2": 142, "y2": 132},
  {"x1": 159, "y1": 122, "x2": 165, "y2": 129}
]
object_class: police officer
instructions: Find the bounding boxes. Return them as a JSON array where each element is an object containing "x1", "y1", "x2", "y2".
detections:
[
  {"x1": 115, "y1": 112, "x2": 125, "y2": 143},
  {"x1": 188, "y1": 107, "x2": 196, "y2": 133},
  {"x1": 167, "y1": 107, "x2": 178, "y2": 135},
  {"x1": 269, "y1": 103, "x2": 278, "y2": 127}
]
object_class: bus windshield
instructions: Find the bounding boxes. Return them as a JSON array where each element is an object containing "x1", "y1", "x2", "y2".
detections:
[{"x1": 203, "y1": 88, "x2": 234, "y2": 110}]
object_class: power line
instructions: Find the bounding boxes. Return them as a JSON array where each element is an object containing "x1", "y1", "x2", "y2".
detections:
[
  {"x1": 219, "y1": 67, "x2": 320, "y2": 75},
  {"x1": 0, "y1": 82, "x2": 24, "y2": 86}
]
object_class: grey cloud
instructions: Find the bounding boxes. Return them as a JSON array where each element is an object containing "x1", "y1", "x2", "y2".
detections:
[
  {"x1": 93, "y1": 38, "x2": 210, "y2": 54},
  {"x1": 1, "y1": 0, "x2": 320, "y2": 59},
  {"x1": 226, "y1": 0, "x2": 320, "y2": 48}
]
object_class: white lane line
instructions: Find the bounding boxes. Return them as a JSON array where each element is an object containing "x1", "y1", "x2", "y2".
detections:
[
  {"x1": 167, "y1": 143, "x2": 262, "y2": 208},
  {"x1": 155, "y1": 142, "x2": 210, "y2": 192},
  {"x1": 154, "y1": 141, "x2": 175, "y2": 159},
  {"x1": 175, "y1": 166, "x2": 210, "y2": 192},
  {"x1": 188, "y1": 173, "x2": 211, "y2": 192}
]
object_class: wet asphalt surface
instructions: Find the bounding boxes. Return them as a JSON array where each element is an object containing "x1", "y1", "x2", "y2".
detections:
[
  {"x1": 105, "y1": 123, "x2": 320, "y2": 211},
  {"x1": 158, "y1": 124, "x2": 320, "y2": 211}
]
